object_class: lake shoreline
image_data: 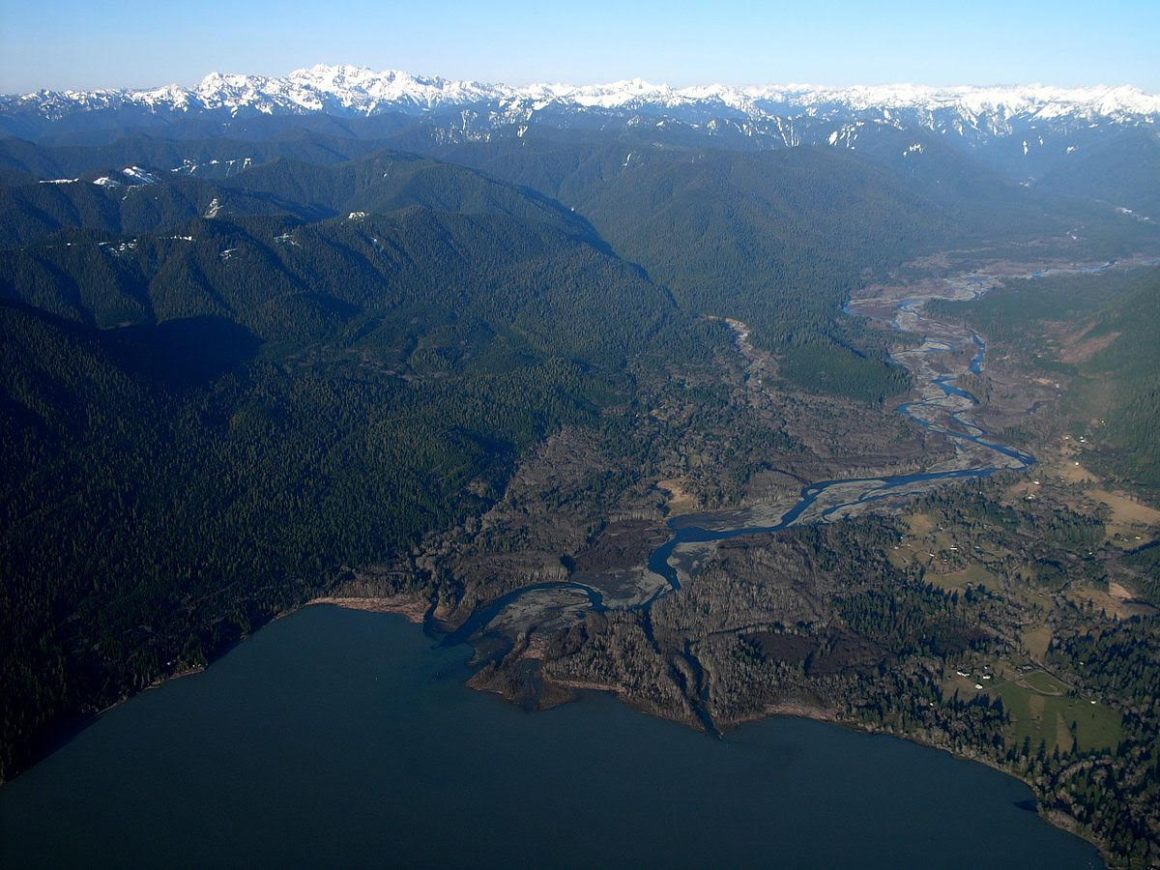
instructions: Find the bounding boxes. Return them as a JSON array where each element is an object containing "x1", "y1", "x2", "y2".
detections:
[
  {"x1": 304, "y1": 595, "x2": 1108, "y2": 865},
  {"x1": 0, "y1": 593, "x2": 1103, "y2": 865}
]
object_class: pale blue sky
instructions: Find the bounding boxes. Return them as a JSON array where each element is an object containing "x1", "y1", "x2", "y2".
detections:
[{"x1": 2, "y1": 0, "x2": 1157, "y2": 93}]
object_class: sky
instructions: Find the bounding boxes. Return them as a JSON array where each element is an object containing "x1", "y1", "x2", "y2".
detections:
[{"x1": 2, "y1": 0, "x2": 1158, "y2": 94}]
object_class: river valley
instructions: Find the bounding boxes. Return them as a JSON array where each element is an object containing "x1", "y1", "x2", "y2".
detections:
[
  {"x1": 458, "y1": 257, "x2": 1051, "y2": 637},
  {"x1": 2, "y1": 257, "x2": 1141, "y2": 867}
]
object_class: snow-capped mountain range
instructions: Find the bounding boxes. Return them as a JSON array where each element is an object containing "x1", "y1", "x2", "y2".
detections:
[
  {"x1": 7, "y1": 64, "x2": 1159, "y2": 123},
  {"x1": 4, "y1": 65, "x2": 1158, "y2": 180}
]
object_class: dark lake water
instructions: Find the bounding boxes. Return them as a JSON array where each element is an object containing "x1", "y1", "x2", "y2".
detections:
[{"x1": 0, "y1": 606, "x2": 1101, "y2": 869}]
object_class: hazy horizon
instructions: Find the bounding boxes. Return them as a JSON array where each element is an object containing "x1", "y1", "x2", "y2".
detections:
[
  {"x1": 2, "y1": 0, "x2": 1158, "y2": 94},
  {"x1": 4, "y1": 63, "x2": 1160, "y2": 97}
]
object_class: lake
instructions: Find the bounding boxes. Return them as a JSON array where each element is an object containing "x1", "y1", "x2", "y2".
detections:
[{"x1": 0, "y1": 606, "x2": 1102, "y2": 868}]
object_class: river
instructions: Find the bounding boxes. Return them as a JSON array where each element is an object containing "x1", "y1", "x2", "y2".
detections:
[
  {"x1": 456, "y1": 271, "x2": 1038, "y2": 626},
  {"x1": 647, "y1": 284, "x2": 1034, "y2": 594}
]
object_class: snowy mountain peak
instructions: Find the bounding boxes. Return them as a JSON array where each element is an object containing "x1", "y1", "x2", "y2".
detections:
[{"x1": 4, "y1": 67, "x2": 1158, "y2": 143}]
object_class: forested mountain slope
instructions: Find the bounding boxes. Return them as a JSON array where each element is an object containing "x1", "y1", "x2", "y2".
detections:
[{"x1": 0, "y1": 163, "x2": 690, "y2": 779}]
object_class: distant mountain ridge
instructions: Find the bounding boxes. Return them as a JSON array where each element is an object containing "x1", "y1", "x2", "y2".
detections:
[
  {"x1": 5, "y1": 66, "x2": 1158, "y2": 183},
  {"x1": 1, "y1": 66, "x2": 1155, "y2": 138},
  {"x1": 7, "y1": 64, "x2": 1160, "y2": 121}
]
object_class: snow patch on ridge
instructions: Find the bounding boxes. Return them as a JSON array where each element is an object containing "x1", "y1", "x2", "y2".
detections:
[{"x1": 122, "y1": 166, "x2": 158, "y2": 184}]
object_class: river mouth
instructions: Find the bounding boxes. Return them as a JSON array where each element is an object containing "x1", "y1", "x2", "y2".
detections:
[
  {"x1": 440, "y1": 267, "x2": 1044, "y2": 738},
  {"x1": 447, "y1": 265, "x2": 1048, "y2": 682}
]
